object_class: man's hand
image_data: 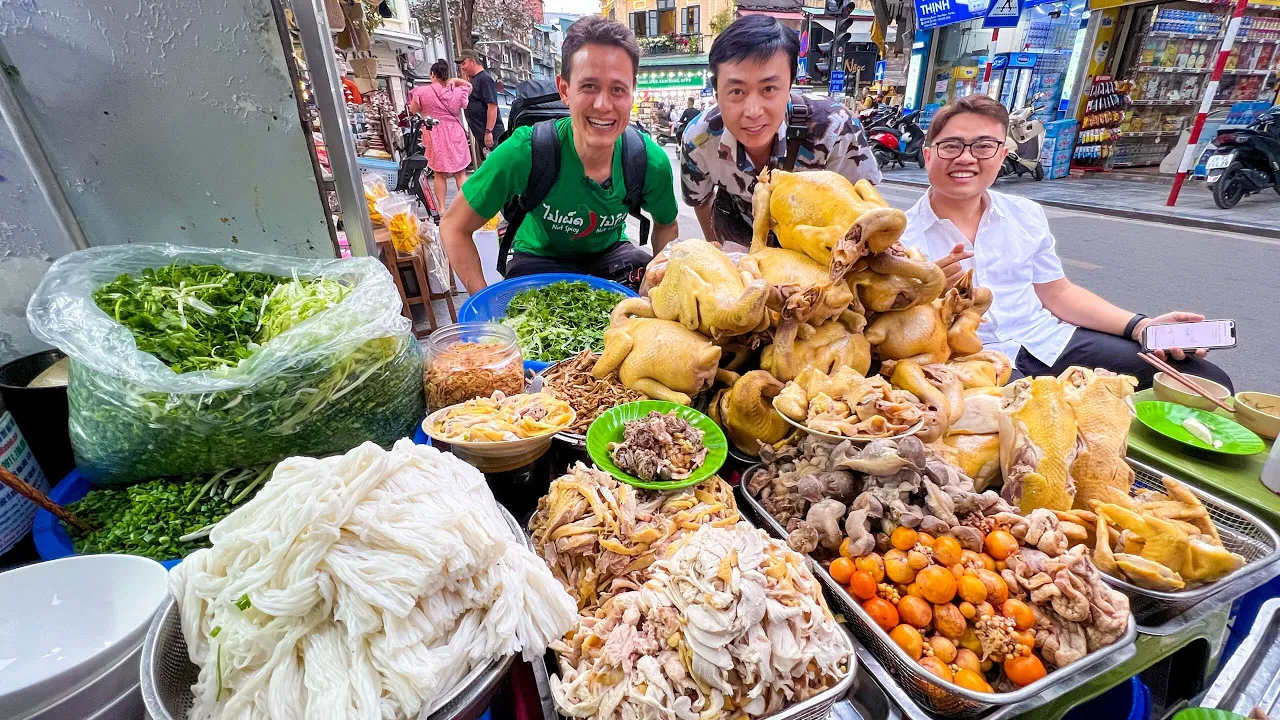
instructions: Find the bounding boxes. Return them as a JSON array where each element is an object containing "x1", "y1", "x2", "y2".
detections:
[
  {"x1": 1133, "y1": 311, "x2": 1208, "y2": 361},
  {"x1": 935, "y1": 242, "x2": 974, "y2": 290},
  {"x1": 484, "y1": 132, "x2": 494, "y2": 150}
]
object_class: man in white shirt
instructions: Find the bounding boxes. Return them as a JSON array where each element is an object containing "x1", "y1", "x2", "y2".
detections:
[{"x1": 899, "y1": 94, "x2": 1231, "y2": 390}]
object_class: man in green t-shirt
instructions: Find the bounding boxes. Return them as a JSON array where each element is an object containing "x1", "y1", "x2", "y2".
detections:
[{"x1": 440, "y1": 17, "x2": 680, "y2": 293}]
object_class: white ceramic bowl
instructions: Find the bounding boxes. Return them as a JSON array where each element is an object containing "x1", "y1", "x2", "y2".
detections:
[
  {"x1": 423, "y1": 406, "x2": 574, "y2": 473},
  {"x1": 21, "y1": 641, "x2": 143, "y2": 720},
  {"x1": 0, "y1": 555, "x2": 168, "y2": 719},
  {"x1": 1153, "y1": 371, "x2": 1231, "y2": 411}
]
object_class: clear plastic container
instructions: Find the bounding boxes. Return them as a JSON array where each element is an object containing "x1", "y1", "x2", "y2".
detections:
[
  {"x1": 424, "y1": 322, "x2": 525, "y2": 410},
  {"x1": 1262, "y1": 440, "x2": 1280, "y2": 495}
]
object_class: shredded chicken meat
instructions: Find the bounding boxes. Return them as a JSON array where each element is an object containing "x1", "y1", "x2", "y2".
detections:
[
  {"x1": 529, "y1": 463, "x2": 739, "y2": 611},
  {"x1": 549, "y1": 523, "x2": 849, "y2": 719}
]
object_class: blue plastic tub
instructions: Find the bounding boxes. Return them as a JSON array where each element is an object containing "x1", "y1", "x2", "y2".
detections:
[
  {"x1": 33, "y1": 428, "x2": 433, "y2": 569},
  {"x1": 1063, "y1": 676, "x2": 1150, "y2": 720},
  {"x1": 457, "y1": 273, "x2": 636, "y2": 373}
]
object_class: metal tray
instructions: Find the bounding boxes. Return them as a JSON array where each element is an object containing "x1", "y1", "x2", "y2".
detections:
[
  {"x1": 1103, "y1": 458, "x2": 1280, "y2": 626},
  {"x1": 737, "y1": 477, "x2": 1139, "y2": 719},
  {"x1": 140, "y1": 505, "x2": 529, "y2": 720},
  {"x1": 1202, "y1": 597, "x2": 1280, "y2": 715},
  {"x1": 532, "y1": 514, "x2": 858, "y2": 720}
]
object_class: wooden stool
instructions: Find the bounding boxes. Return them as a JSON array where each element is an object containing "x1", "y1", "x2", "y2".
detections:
[{"x1": 375, "y1": 228, "x2": 457, "y2": 333}]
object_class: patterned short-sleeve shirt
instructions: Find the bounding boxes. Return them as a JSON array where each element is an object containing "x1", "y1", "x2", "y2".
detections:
[{"x1": 680, "y1": 95, "x2": 882, "y2": 219}]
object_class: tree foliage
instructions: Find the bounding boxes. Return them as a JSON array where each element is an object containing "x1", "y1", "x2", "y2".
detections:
[
  {"x1": 709, "y1": 7, "x2": 734, "y2": 35},
  {"x1": 409, "y1": 0, "x2": 536, "y2": 49}
]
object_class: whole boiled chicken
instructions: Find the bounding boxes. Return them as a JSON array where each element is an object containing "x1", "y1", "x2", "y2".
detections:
[
  {"x1": 710, "y1": 370, "x2": 794, "y2": 457},
  {"x1": 750, "y1": 168, "x2": 907, "y2": 278},
  {"x1": 846, "y1": 243, "x2": 946, "y2": 314},
  {"x1": 999, "y1": 376, "x2": 1080, "y2": 513},
  {"x1": 759, "y1": 310, "x2": 871, "y2": 382},
  {"x1": 1057, "y1": 367, "x2": 1138, "y2": 509},
  {"x1": 648, "y1": 238, "x2": 771, "y2": 339},
  {"x1": 593, "y1": 298, "x2": 722, "y2": 405}
]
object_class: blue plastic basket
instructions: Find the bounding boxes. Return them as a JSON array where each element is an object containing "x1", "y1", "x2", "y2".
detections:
[
  {"x1": 1063, "y1": 676, "x2": 1150, "y2": 720},
  {"x1": 457, "y1": 273, "x2": 636, "y2": 373},
  {"x1": 33, "y1": 427, "x2": 433, "y2": 569}
]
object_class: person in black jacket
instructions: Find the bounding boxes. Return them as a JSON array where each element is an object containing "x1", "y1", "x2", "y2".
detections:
[{"x1": 458, "y1": 50, "x2": 505, "y2": 160}]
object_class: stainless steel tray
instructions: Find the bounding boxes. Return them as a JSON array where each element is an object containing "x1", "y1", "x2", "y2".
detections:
[
  {"x1": 737, "y1": 478, "x2": 1139, "y2": 719},
  {"x1": 533, "y1": 514, "x2": 858, "y2": 720},
  {"x1": 140, "y1": 505, "x2": 528, "y2": 720},
  {"x1": 1105, "y1": 458, "x2": 1280, "y2": 626},
  {"x1": 1202, "y1": 597, "x2": 1280, "y2": 715}
]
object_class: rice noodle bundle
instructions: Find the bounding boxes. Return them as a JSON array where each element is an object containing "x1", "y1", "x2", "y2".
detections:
[{"x1": 170, "y1": 439, "x2": 577, "y2": 720}]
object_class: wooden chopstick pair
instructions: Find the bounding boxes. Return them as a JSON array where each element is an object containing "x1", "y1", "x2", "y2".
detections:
[
  {"x1": 1136, "y1": 351, "x2": 1235, "y2": 414},
  {"x1": 0, "y1": 465, "x2": 94, "y2": 534}
]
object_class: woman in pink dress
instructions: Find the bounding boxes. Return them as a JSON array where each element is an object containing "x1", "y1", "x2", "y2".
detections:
[{"x1": 409, "y1": 59, "x2": 473, "y2": 212}]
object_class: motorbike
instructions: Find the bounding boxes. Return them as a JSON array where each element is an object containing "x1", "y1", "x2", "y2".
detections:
[
  {"x1": 867, "y1": 110, "x2": 926, "y2": 169},
  {"x1": 999, "y1": 101, "x2": 1047, "y2": 181},
  {"x1": 395, "y1": 114, "x2": 442, "y2": 221},
  {"x1": 654, "y1": 117, "x2": 679, "y2": 146},
  {"x1": 1205, "y1": 106, "x2": 1280, "y2": 209}
]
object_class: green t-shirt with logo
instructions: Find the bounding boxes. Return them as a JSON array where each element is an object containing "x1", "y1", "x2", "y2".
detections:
[{"x1": 462, "y1": 118, "x2": 679, "y2": 257}]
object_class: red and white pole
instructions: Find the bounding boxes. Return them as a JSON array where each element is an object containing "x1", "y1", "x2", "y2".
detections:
[
  {"x1": 983, "y1": 28, "x2": 1001, "y2": 94},
  {"x1": 1167, "y1": 0, "x2": 1250, "y2": 206}
]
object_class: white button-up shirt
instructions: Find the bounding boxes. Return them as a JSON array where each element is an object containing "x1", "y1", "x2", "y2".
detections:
[{"x1": 899, "y1": 190, "x2": 1077, "y2": 366}]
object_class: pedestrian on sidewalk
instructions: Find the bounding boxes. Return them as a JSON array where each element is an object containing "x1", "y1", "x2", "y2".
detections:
[
  {"x1": 899, "y1": 94, "x2": 1232, "y2": 390},
  {"x1": 409, "y1": 59, "x2": 472, "y2": 213},
  {"x1": 458, "y1": 50, "x2": 504, "y2": 164}
]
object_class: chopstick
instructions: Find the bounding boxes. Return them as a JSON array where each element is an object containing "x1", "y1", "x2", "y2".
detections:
[
  {"x1": 1137, "y1": 352, "x2": 1236, "y2": 414},
  {"x1": 0, "y1": 465, "x2": 95, "y2": 535}
]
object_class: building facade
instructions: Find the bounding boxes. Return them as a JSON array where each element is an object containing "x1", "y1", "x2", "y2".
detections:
[{"x1": 600, "y1": 0, "x2": 728, "y2": 106}]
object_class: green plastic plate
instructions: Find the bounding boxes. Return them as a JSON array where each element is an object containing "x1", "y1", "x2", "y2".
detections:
[
  {"x1": 1133, "y1": 401, "x2": 1265, "y2": 456},
  {"x1": 586, "y1": 400, "x2": 728, "y2": 490}
]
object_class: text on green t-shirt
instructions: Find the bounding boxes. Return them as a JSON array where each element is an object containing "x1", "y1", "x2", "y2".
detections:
[{"x1": 461, "y1": 118, "x2": 679, "y2": 258}]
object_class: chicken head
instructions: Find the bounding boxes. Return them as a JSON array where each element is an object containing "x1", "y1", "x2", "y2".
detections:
[
  {"x1": 846, "y1": 244, "x2": 946, "y2": 314},
  {"x1": 593, "y1": 298, "x2": 722, "y2": 405},
  {"x1": 943, "y1": 270, "x2": 993, "y2": 356}
]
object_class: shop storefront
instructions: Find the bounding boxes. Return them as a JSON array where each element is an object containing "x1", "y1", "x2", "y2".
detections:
[
  {"x1": 1075, "y1": 0, "x2": 1280, "y2": 170},
  {"x1": 926, "y1": 19, "x2": 993, "y2": 104}
]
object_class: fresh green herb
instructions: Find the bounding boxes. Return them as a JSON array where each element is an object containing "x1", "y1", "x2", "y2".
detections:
[
  {"x1": 73, "y1": 262, "x2": 424, "y2": 484},
  {"x1": 500, "y1": 281, "x2": 623, "y2": 362},
  {"x1": 235, "y1": 594, "x2": 252, "y2": 611},
  {"x1": 67, "y1": 465, "x2": 272, "y2": 560},
  {"x1": 216, "y1": 642, "x2": 225, "y2": 701},
  {"x1": 210, "y1": 626, "x2": 222, "y2": 638}
]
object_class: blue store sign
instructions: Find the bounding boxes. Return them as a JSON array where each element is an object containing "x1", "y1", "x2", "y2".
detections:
[
  {"x1": 829, "y1": 70, "x2": 846, "y2": 93},
  {"x1": 915, "y1": 0, "x2": 991, "y2": 30}
]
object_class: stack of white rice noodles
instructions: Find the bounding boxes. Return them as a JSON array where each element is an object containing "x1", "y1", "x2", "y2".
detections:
[{"x1": 170, "y1": 439, "x2": 577, "y2": 720}]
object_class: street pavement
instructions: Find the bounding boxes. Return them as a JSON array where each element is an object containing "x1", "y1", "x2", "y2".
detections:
[{"x1": 657, "y1": 145, "x2": 1280, "y2": 393}]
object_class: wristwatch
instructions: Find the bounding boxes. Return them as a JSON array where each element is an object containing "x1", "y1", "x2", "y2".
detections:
[{"x1": 1124, "y1": 313, "x2": 1148, "y2": 341}]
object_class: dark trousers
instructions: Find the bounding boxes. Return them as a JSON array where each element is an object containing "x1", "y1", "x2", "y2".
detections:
[
  {"x1": 504, "y1": 241, "x2": 652, "y2": 289},
  {"x1": 1013, "y1": 327, "x2": 1234, "y2": 392}
]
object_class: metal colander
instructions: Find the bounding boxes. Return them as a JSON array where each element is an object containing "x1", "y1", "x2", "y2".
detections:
[
  {"x1": 736, "y1": 480, "x2": 1138, "y2": 719},
  {"x1": 1101, "y1": 458, "x2": 1280, "y2": 625},
  {"x1": 141, "y1": 505, "x2": 528, "y2": 720}
]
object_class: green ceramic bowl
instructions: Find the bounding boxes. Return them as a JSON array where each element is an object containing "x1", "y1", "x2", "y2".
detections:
[
  {"x1": 1133, "y1": 401, "x2": 1265, "y2": 456},
  {"x1": 586, "y1": 400, "x2": 728, "y2": 490}
]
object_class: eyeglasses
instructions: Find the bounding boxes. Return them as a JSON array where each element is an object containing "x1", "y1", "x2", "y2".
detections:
[{"x1": 933, "y1": 139, "x2": 1003, "y2": 160}]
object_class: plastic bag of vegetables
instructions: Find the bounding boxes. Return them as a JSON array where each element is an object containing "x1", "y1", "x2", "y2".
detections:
[{"x1": 26, "y1": 245, "x2": 424, "y2": 485}]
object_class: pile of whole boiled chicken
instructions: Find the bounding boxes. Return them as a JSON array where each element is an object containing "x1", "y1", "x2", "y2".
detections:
[{"x1": 531, "y1": 465, "x2": 850, "y2": 719}]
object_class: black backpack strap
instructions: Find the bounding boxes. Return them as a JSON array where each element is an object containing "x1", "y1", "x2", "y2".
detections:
[
  {"x1": 497, "y1": 120, "x2": 561, "y2": 274},
  {"x1": 620, "y1": 126, "x2": 651, "y2": 246},
  {"x1": 783, "y1": 92, "x2": 811, "y2": 172}
]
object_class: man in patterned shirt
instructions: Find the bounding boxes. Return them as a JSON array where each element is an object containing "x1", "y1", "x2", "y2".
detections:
[{"x1": 680, "y1": 15, "x2": 882, "y2": 247}]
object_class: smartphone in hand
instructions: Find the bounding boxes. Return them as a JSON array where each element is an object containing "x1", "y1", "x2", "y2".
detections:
[{"x1": 1142, "y1": 319, "x2": 1236, "y2": 352}]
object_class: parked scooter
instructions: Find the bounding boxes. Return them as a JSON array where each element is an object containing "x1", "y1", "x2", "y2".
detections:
[
  {"x1": 999, "y1": 101, "x2": 1047, "y2": 181},
  {"x1": 1206, "y1": 106, "x2": 1280, "y2": 209},
  {"x1": 395, "y1": 114, "x2": 441, "y2": 221},
  {"x1": 868, "y1": 110, "x2": 926, "y2": 169}
]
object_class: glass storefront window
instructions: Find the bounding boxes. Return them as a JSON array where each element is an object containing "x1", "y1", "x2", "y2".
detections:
[{"x1": 929, "y1": 20, "x2": 992, "y2": 105}]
